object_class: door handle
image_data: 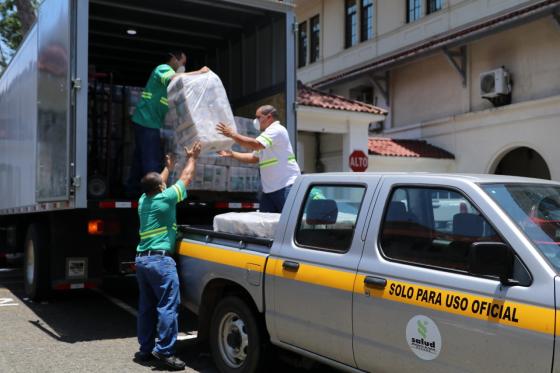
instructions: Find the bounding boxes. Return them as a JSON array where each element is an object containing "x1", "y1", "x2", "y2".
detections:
[
  {"x1": 364, "y1": 276, "x2": 387, "y2": 288},
  {"x1": 282, "y1": 260, "x2": 300, "y2": 271}
]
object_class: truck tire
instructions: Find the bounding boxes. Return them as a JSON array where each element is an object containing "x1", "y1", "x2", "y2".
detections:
[
  {"x1": 24, "y1": 224, "x2": 50, "y2": 301},
  {"x1": 210, "y1": 296, "x2": 268, "y2": 373}
]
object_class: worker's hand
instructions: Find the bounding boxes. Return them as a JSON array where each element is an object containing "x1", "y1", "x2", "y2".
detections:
[
  {"x1": 185, "y1": 141, "x2": 202, "y2": 159},
  {"x1": 199, "y1": 66, "x2": 210, "y2": 73},
  {"x1": 164, "y1": 153, "x2": 175, "y2": 170},
  {"x1": 216, "y1": 122, "x2": 235, "y2": 138},
  {"x1": 217, "y1": 150, "x2": 233, "y2": 158}
]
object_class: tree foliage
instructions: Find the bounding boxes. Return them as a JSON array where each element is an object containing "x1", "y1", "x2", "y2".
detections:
[{"x1": 0, "y1": 0, "x2": 37, "y2": 71}]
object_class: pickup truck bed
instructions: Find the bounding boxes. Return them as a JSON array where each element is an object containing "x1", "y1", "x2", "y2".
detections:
[{"x1": 180, "y1": 226, "x2": 273, "y2": 254}]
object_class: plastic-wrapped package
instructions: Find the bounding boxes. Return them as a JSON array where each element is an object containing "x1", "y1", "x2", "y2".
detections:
[
  {"x1": 163, "y1": 113, "x2": 261, "y2": 192},
  {"x1": 166, "y1": 70, "x2": 235, "y2": 154},
  {"x1": 213, "y1": 212, "x2": 281, "y2": 239}
]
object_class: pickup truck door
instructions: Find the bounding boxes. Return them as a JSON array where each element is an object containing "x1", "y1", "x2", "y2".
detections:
[
  {"x1": 267, "y1": 176, "x2": 380, "y2": 367},
  {"x1": 353, "y1": 178, "x2": 555, "y2": 373}
]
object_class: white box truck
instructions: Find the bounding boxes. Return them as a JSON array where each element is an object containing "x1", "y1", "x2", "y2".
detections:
[{"x1": 0, "y1": 0, "x2": 296, "y2": 300}]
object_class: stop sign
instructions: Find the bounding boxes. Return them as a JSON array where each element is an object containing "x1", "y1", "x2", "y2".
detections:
[{"x1": 349, "y1": 150, "x2": 368, "y2": 172}]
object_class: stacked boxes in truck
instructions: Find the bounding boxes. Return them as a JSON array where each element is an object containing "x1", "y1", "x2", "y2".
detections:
[{"x1": 0, "y1": 0, "x2": 296, "y2": 300}]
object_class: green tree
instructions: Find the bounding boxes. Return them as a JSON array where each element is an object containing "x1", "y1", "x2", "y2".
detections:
[{"x1": 0, "y1": 0, "x2": 37, "y2": 71}]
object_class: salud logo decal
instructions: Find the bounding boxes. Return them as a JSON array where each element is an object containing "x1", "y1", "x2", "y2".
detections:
[{"x1": 406, "y1": 315, "x2": 442, "y2": 360}]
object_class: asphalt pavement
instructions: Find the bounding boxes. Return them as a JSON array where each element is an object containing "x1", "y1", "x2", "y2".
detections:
[{"x1": 0, "y1": 266, "x2": 336, "y2": 373}]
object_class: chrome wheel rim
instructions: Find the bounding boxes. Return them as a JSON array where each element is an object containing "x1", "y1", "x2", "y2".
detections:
[{"x1": 218, "y1": 311, "x2": 249, "y2": 368}]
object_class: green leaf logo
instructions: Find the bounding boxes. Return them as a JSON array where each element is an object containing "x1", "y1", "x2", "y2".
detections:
[{"x1": 417, "y1": 320, "x2": 428, "y2": 339}]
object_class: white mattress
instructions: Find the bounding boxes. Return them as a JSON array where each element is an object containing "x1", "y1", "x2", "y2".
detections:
[{"x1": 213, "y1": 212, "x2": 281, "y2": 239}]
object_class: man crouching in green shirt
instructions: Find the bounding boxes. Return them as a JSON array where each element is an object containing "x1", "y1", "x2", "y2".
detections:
[{"x1": 134, "y1": 141, "x2": 201, "y2": 370}]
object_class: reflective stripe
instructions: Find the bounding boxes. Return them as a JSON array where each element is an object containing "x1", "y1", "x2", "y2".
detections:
[
  {"x1": 141, "y1": 91, "x2": 152, "y2": 99},
  {"x1": 259, "y1": 158, "x2": 279, "y2": 169},
  {"x1": 160, "y1": 97, "x2": 168, "y2": 106},
  {"x1": 257, "y1": 134, "x2": 273, "y2": 147},
  {"x1": 288, "y1": 155, "x2": 297, "y2": 163},
  {"x1": 140, "y1": 231, "x2": 167, "y2": 241},
  {"x1": 171, "y1": 184, "x2": 184, "y2": 203},
  {"x1": 139, "y1": 226, "x2": 168, "y2": 240},
  {"x1": 161, "y1": 70, "x2": 174, "y2": 85}
]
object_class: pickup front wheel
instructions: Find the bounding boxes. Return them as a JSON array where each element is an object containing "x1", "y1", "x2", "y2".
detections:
[{"x1": 210, "y1": 296, "x2": 267, "y2": 373}]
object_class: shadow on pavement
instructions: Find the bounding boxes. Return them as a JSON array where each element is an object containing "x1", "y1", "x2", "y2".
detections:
[{"x1": 1, "y1": 267, "x2": 137, "y2": 343}]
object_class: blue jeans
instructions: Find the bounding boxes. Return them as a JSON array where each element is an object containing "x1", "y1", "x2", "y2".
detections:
[
  {"x1": 127, "y1": 123, "x2": 162, "y2": 195},
  {"x1": 260, "y1": 185, "x2": 292, "y2": 213},
  {"x1": 135, "y1": 254, "x2": 180, "y2": 356}
]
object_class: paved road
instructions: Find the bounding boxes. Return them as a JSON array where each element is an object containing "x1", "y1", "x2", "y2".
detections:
[{"x1": 0, "y1": 266, "x2": 337, "y2": 373}]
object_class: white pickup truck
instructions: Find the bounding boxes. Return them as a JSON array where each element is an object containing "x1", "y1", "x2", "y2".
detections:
[{"x1": 177, "y1": 173, "x2": 560, "y2": 373}]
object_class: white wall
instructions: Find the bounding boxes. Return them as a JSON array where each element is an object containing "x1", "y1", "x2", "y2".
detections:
[
  {"x1": 296, "y1": 0, "x2": 534, "y2": 84},
  {"x1": 367, "y1": 156, "x2": 456, "y2": 173},
  {"x1": 469, "y1": 18, "x2": 560, "y2": 112},
  {"x1": 391, "y1": 53, "x2": 466, "y2": 128},
  {"x1": 383, "y1": 95, "x2": 560, "y2": 180},
  {"x1": 387, "y1": 17, "x2": 560, "y2": 128}
]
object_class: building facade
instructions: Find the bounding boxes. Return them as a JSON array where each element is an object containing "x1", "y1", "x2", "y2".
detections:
[{"x1": 296, "y1": 0, "x2": 560, "y2": 179}]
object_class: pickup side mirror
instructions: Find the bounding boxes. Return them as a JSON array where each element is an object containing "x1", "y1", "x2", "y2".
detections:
[{"x1": 469, "y1": 242, "x2": 518, "y2": 286}]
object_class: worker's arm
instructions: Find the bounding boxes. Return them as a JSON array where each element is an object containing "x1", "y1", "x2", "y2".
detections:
[
  {"x1": 178, "y1": 142, "x2": 202, "y2": 189},
  {"x1": 160, "y1": 154, "x2": 175, "y2": 186},
  {"x1": 217, "y1": 150, "x2": 259, "y2": 164},
  {"x1": 216, "y1": 122, "x2": 265, "y2": 151}
]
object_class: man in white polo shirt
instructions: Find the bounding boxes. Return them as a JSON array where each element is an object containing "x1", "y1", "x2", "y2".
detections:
[{"x1": 216, "y1": 105, "x2": 301, "y2": 213}]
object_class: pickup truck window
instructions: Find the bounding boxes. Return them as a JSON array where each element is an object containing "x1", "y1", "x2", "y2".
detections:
[
  {"x1": 380, "y1": 186, "x2": 503, "y2": 272},
  {"x1": 482, "y1": 183, "x2": 560, "y2": 272},
  {"x1": 295, "y1": 185, "x2": 366, "y2": 253}
]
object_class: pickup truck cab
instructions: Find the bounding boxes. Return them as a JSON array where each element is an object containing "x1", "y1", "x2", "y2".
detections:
[{"x1": 178, "y1": 173, "x2": 560, "y2": 373}]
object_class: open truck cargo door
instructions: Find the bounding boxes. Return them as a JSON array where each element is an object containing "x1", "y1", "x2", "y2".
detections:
[{"x1": 37, "y1": 0, "x2": 88, "y2": 208}]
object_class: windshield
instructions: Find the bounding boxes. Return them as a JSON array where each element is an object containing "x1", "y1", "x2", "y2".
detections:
[{"x1": 482, "y1": 183, "x2": 560, "y2": 271}]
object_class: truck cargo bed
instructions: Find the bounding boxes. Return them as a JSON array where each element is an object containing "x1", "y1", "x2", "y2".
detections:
[{"x1": 179, "y1": 225, "x2": 273, "y2": 254}]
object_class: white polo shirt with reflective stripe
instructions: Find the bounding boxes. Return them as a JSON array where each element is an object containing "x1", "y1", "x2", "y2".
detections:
[{"x1": 253, "y1": 121, "x2": 301, "y2": 193}]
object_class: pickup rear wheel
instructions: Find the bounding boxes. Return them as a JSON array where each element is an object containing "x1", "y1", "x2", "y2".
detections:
[{"x1": 210, "y1": 296, "x2": 267, "y2": 373}]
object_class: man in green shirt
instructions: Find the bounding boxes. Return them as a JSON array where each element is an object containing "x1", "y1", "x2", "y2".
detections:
[
  {"x1": 134, "y1": 141, "x2": 201, "y2": 370},
  {"x1": 128, "y1": 51, "x2": 207, "y2": 196}
]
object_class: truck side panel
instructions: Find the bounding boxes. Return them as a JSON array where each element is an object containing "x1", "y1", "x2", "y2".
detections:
[
  {"x1": 36, "y1": 0, "x2": 72, "y2": 202},
  {"x1": 0, "y1": 26, "x2": 38, "y2": 211}
]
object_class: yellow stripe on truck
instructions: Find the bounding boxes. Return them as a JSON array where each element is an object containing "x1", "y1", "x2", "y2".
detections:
[
  {"x1": 266, "y1": 257, "x2": 356, "y2": 292},
  {"x1": 179, "y1": 241, "x2": 267, "y2": 270},
  {"x1": 354, "y1": 276, "x2": 555, "y2": 335},
  {"x1": 179, "y1": 241, "x2": 556, "y2": 335}
]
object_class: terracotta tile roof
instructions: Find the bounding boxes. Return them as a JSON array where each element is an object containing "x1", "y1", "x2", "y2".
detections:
[
  {"x1": 368, "y1": 138, "x2": 455, "y2": 159},
  {"x1": 297, "y1": 81, "x2": 387, "y2": 115}
]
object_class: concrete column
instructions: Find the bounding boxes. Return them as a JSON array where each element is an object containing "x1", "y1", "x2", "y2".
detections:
[{"x1": 342, "y1": 119, "x2": 370, "y2": 172}]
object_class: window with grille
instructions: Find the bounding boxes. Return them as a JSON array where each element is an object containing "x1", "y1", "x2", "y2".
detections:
[
  {"x1": 361, "y1": 0, "x2": 374, "y2": 41},
  {"x1": 310, "y1": 15, "x2": 320, "y2": 63},
  {"x1": 407, "y1": 0, "x2": 421, "y2": 23},
  {"x1": 427, "y1": 0, "x2": 443, "y2": 14},
  {"x1": 298, "y1": 21, "x2": 307, "y2": 68},
  {"x1": 345, "y1": 0, "x2": 358, "y2": 48}
]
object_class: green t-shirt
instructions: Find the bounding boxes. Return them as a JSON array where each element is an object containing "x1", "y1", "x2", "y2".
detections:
[
  {"x1": 137, "y1": 181, "x2": 187, "y2": 252},
  {"x1": 132, "y1": 64, "x2": 175, "y2": 129}
]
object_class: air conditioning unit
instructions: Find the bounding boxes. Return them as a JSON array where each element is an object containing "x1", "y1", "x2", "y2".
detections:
[{"x1": 480, "y1": 67, "x2": 511, "y2": 99}]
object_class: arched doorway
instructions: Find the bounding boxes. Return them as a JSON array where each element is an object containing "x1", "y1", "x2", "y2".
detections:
[{"x1": 494, "y1": 147, "x2": 550, "y2": 180}]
